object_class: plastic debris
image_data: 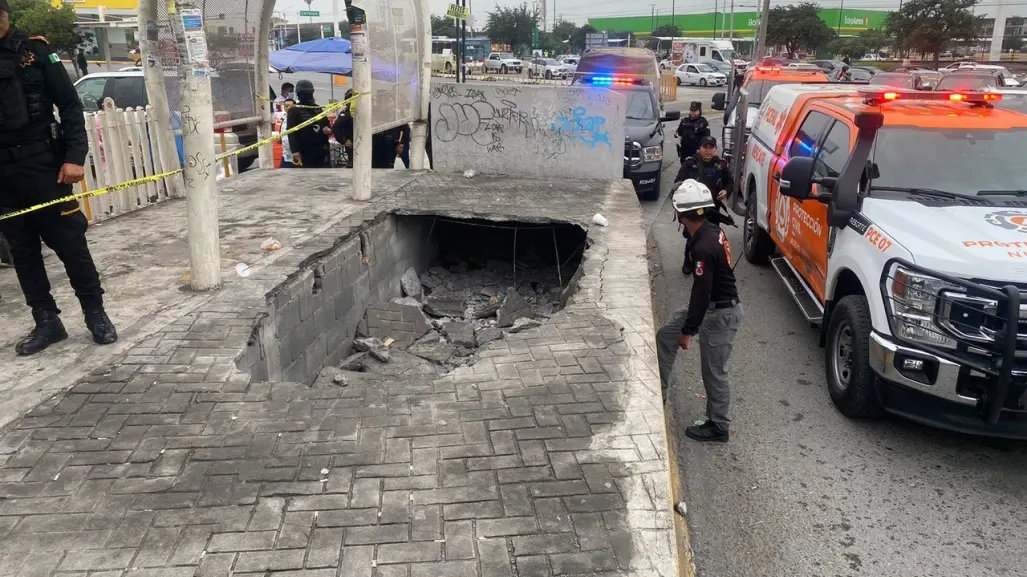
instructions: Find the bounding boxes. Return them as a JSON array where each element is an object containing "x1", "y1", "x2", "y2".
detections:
[
  {"x1": 464, "y1": 169, "x2": 476, "y2": 179},
  {"x1": 235, "y1": 263, "x2": 251, "y2": 277},
  {"x1": 320, "y1": 468, "x2": 330, "y2": 475},
  {"x1": 592, "y1": 213, "x2": 610, "y2": 227},
  {"x1": 261, "y1": 237, "x2": 282, "y2": 251},
  {"x1": 692, "y1": 419, "x2": 705, "y2": 427}
]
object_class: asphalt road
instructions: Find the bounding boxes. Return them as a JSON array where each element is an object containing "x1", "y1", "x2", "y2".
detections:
[{"x1": 646, "y1": 87, "x2": 1027, "y2": 577}]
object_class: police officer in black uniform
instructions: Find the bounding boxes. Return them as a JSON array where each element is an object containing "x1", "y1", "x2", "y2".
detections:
[
  {"x1": 674, "y1": 136, "x2": 735, "y2": 274},
  {"x1": 287, "y1": 79, "x2": 332, "y2": 168},
  {"x1": 0, "y1": 0, "x2": 117, "y2": 355},
  {"x1": 675, "y1": 101, "x2": 709, "y2": 162},
  {"x1": 656, "y1": 180, "x2": 743, "y2": 443}
]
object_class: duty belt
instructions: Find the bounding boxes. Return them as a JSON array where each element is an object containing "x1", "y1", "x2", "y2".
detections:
[
  {"x1": 709, "y1": 297, "x2": 740, "y2": 310},
  {"x1": 0, "y1": 140, "x2": 51, "y2": 164}
]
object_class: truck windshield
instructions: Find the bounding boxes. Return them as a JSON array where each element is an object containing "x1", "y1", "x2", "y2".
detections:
[
  {"x1": 625, "y1": 91, "x2": 657, "y2": 122},
  {"x1": 869, "y1": 127, "x2": 1027, "y2": 196}
]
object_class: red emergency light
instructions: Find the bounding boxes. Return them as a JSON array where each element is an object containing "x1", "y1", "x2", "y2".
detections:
[
  {"x1": 858, "y1": 87, "x2": 1003, "y2": 105},
  {"x1": 754, "y1": 66, "x2": 781, "y2": 73},
  {"x1": 588, "y1": 75, "x2": 644, "y2": 86}
]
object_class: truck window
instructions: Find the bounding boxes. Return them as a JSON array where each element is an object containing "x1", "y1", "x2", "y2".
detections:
[
  {"x1": 814, "y1": 121, "x2": 851, "y2": 179},
  {"x1": 700, "y1": 47, "x2": 707, "y2": 58},
  {"x1": 788, "y1": 111, "x2": 832, "y2": 159}
]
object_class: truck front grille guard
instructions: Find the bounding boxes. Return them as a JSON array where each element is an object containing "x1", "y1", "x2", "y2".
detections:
[
  {"x1": 879, "y1": 258, "x2": 1022, "y2": 424},
  {"x1": 624, "y1": 141, "x2": 642, "y2": 168}
]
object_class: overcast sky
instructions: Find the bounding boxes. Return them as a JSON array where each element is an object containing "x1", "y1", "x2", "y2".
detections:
[{"x1": 271, "y1": 0, "x2": 1009, "y2": 25}]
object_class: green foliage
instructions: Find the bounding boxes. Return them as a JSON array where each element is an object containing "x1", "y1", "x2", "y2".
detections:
[
  {"x1": 9, "y1": 0, "x2": 81, "y2": 57},
  {"x1": 652, "y1": 24, "x2": 680, "y2": 38},
  {"x1": 858, "y1": 28, "x2": 893, "y2": 54},
  {"x1": 569, "y1": 24, "x2": 597, "y2": 53},
  {"x1": 766, "y1": 2, "x2": 836, "y2": 54},
  {"x1": 430, "y1": 15, "x2": 459, "y2": 38},
  {"x1": 825, "y1": 37, "x2": 869, "y2": 59},
  {"x1": 884, "y1": 0, "x2": 980, "y2": 62},
  {"x1": 483, "y1": 2, "x2": 537, "y2": 55}
]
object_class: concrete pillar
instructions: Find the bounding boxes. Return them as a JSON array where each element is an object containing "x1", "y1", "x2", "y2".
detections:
[
  {"x1": 346, "y1": 0, "x2": 372, "y2": 201},
  {"x1": 989, "y1": 0, "x2": 1007, "y2": 63},
  {"x1": 170, "y1": 2, "x2": 221, "y2": 290},
  {"x1": 138, "y1": 0, "x2": 184, "y2": 197},
  {"x1": 410, "y1": 0, "x2": 431, "y2": 170},
  {"x1": 256, "y1": 5, "x2": 275, "y2": 169}
]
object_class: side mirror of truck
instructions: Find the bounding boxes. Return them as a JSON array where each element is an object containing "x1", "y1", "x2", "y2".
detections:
[
  {"x1": 779, "y1": 157, "x2": 816, "y2": 200},
  {"x1": 661, "y1": 110, "x2": 681, "y2": 122},
  {"x1": 711, "y1": 92, "x2": 727, "y2": 111}
]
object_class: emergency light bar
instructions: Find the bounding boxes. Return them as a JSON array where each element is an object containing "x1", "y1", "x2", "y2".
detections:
[
  {"x1": 588, "y1": 75, "x2": 645, "y2": 86},
  {"x1": 858, "y1": 87, "x2": 1003, "y2": 105}
]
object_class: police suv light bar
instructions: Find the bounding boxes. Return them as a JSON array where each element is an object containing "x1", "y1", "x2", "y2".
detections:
[
  {"x1": 588, "y1": 75, "x2": 645, "y2": 86},
  {"x1": 857, "y1": 87, "x2": 1003, "y2": 105}
]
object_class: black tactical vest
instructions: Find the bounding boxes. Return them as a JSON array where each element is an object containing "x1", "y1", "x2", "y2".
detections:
[{"x1": 0, "y1": 36, "x2": 29, "y2": 131}]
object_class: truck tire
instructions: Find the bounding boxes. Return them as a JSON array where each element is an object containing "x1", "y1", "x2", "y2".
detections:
[
  {"x1": 743, "y1": 190, "x2": 774, "y2": 264},
  {"x1": 825, "y1": 295, "x2": 882, "y2": 419}
]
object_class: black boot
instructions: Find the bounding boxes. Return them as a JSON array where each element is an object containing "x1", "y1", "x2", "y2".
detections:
[
  {"x1": 84, "y1": 307, "x2": 118, "y2": 345},
  {"x1": 15, "y1": 309, "x2": 68, "y2": 356},
  {"x1": 684, "y1": 420, "x2": 729, "y2": 443}
]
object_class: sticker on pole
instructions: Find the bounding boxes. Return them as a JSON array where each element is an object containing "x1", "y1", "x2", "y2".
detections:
[
  {"x1": 446, "y1": 3, "x2": 470, "y2": 19},
  {"x1": 180, "y1": 9, "x2": 203, "y2": 32}
]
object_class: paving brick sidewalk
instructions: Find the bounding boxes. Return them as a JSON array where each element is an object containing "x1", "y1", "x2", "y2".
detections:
[{"x1": 0, "y1": 172, "x2": 676, "y2": 577}]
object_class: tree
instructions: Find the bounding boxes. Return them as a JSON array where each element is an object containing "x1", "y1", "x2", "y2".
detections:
[
  {"x1": 484, "y1": 2, "x2": 537, "y2": 55},
  {"x1": 766, "y1": 3, "x2": 836, "y2": 55},
  {"x1": 569, "y1": 24, "x2": 596, "y2": 53},
  {"x1": 825, "y1": 37, "x2": 869, "y2": 60},
  {"x1": 858, "y1": 28, "x2": 893, "y2": 56},
  {"x1": 652, "y1": 24, "x2": 680, "y2": 37},
  {"x1": 885, "y1": 0, "x2": 980, "y2": 64},
  {"x1": 431, "y1": 15, "x2": 459, "y2": 38},
  {"x1": 9, "y1": 0, "x2": 81, "y2": 57}
]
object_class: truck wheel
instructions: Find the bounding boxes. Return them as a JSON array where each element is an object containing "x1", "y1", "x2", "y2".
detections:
[
  {"x1": 742, "y1": 191, "x2": 774, "y2": 264},
  {"x1": 700, "y1": 78, "x2": 708, "y2": 86},
  {"x1": 826, "y1": 296, "x2": 882, "y2": 419},
  {"x1": 501, "y1": 64, "x2": 508, "y2": 74}
]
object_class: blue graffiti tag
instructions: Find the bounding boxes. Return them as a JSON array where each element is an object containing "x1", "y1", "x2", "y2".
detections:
[{"x1": 551, "y1": 107, "x2": 611, "y2": 148}]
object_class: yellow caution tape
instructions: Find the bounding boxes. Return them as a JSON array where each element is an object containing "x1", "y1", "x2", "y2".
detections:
[
  {"x1": 0, "y1": 93, "x2": 363, "y2": 222},
  {"x1": 258, "y1": 94, "x2": 344, "y2": 109}
]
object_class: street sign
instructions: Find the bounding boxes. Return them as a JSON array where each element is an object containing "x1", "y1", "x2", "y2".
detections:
[
  {"x1": 585, "y1": 32, "x2": 608, "y2": 49},
  {"x1": 446, "y1": 4, "x2": 470, "y2": 20},
  {"x1": 299, "y1": 10, "x2": 320, "y2": 17}
]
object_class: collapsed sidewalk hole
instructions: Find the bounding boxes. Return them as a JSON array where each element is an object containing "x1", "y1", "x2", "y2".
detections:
[{"x1": 241, "y1": 213, "x2": 589, "y2": 386}]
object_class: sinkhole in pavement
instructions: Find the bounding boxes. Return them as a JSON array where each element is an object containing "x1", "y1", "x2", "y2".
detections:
[{"x1": 247, "y1": 214, "x2": 589, "y2": 386}]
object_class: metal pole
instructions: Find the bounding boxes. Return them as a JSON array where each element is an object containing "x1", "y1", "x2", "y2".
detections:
[
  {"x1": 297, "y1": 19, "x2": 302, "y2": 43},
  {"x1": 346, "y1": 0, "x2": 372, "y2": 201},
  {"x1": 837, "y1": 0, "x2": 844, "y2": 35},
  {"x1": 988, "y1": 0, "x2": 1007, "y2": 62},
  {"x1": 461, "y1": 0, "x2": 467, "y2": 81},
  {"x1": 714, "y1": 0, "x2": 719, "y2": 38},
  {"x1": 753, "y1": 0, "x2": 770, "y2": 62},
  {"x1": 729, "y1": 0, "x2": 735, "y2": 41},
  {"x1": 671, "y1": 0, "x2": 675, "y2": 33},
  {"x1": 256, "y1": 1, "x2": 274, "y2": 169},
  {"x1": 169, "y1": 1, "x2": 221, "y2": 290},
  {"x1": 138, "y1": 0, "x2": 183, "y2": 197},
  {"x1": 333, "y1": 0, "x2": 340, "y2": 37},
  {"x1": 410, "y1": 0, "x2": 431, "y2": 170}
]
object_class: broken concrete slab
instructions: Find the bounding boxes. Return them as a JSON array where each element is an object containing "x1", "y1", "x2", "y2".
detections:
[
  {"x1": 392, "y1": 296, "x2": 422, "y2": 308},
  {"x1": 465, "y1": 295, "x2": 500, "y2": 319},
  {"x1": 314, "y1": 366, "x2": 390, "y2": 388},
  {"x1": 507, "y1": 317, "x2": 542, "y2": 334},
  {"x1": 474, "y1": 325, "x2": 503, "y2": 346},
  {"x1": 407, "y1": 339, "x2": 457, "y2": 365},
  {"x1": 497, "y1": 287, "x2": 534, "y2": 327},
  {"x1": 354, "y1": 337, "x2": 391, "y2": 363},
  {"x1": 361, "y1": 350, "x2": 447, "y2": 379},
  {"x1": 424, "y1": 297, "x2": 466, "y2": 318},
  {"x1": 358, "y1": 300, "x2": 431, "y2": 347},
  {"x1": 442, "y1": 320, "x2": 476, "y2": 349},
  {"x1": 401, "y1": 267, "x2": 422, "y2": 300},
  {"x1": 339, "y1": 352, "x2": 370, "y2": 371}
]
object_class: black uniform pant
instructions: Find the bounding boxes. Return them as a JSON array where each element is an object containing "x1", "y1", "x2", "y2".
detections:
[{"x1": 0, "y1": 147, "x2": 104, "y2": 314}]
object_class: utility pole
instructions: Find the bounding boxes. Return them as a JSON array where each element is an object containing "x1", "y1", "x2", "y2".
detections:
[
  {"x1": 729, "y1": 0, "x2": 735, "y2": 41},
  {"x1": 137, "y1": 0, "x2": 183, "y2": 198},
  {"x1": 345, "y1": 0, "x2": 371, "y2": 201},
  {"x1": 169, "y1": 1, "x2": 220, "y2": 290},
  {"x1": 410, "y1": 0, "x2": 431, "y2": 170},
  {"x1": 837, "y1": 0, "x2": 844, "y2": 35},
  {"x1": 332, "y1": 0, "x2": 340, "y2": 37},
  {"x1": 753, "y1": 0, "x2": 770, "y2": 62},
  {"x1": 989, "y1": 0, "x2": 1007, "y2": 62},
  {"x1": 714, "y1": 0, "x2": 719, "y2": 38},
  {"x1": 651, "y1": 4, "x2": 655, "y2": 32},
  {"x1": 671, "y1": 0, "x2": 675, "y2": 34}
]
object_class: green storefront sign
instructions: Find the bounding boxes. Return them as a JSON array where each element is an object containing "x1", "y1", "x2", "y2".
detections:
[{"x1": 589, "y1": 8, "x2": 889, "y2": 38}]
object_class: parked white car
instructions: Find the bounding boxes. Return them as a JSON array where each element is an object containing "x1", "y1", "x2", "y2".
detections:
[
  {"x1": 674, "y1": 62, "x2": 727, "y2": 86},
  {"x1": 527, "y1": 58, "x2": 570, "y2": 79},
  {"x1": 558, "y1": 55, "x2": 579, "y2": 74},
  {"x1": 483, "y1": 52, "x2": 523, "y2": 74}
]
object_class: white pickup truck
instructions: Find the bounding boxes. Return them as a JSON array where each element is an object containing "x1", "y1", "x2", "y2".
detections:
[{"x1": 483, "y1": 52, "x2": 523, "y2": 74}]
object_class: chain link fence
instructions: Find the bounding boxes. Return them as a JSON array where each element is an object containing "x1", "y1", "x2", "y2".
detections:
[{"x1": 367, "y1": 0, "x2": 424, "y2": 133}]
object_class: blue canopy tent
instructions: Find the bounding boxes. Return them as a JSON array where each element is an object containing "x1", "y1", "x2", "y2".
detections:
[{"x1": 269, "y1": 37, "x2": 354, "y2": 75}]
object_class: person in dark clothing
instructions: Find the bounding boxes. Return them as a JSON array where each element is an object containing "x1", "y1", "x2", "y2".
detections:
[
  {"x1": 332, "y1": 89, "x2": 355, "y2": 167},
  {"x1": 76, "y1": 49, "x2": 87, "y2": 76},
  {"x1": 674, "y1": 136, "x2": 735, "y2": 274},
  {"x1": 656, "y1": 180, "x2": 743, "y2": 442},
  {"x1": 286, "y1": 79, "x2": 331, "y2": 168},
  {"x1": 0, "y1": 0, "x2": 117, "y2": 355},
  {"x1": 425, "y1": 104, "x2": 433, "y2": 169},
  {"x1": 371, "y1": 125, "x2": 404, "y2": 169},
  {"x1": 675, "y1": 101, "x2": 710, "y2": 161},
  {"x1": 398, "y1": 124, "x2": 411, "y2": 168}
]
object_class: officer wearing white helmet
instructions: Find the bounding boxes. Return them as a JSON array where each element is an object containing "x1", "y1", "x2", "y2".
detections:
[{"x1": 657, "y1": 179, "x2": 743, "y2": 443}]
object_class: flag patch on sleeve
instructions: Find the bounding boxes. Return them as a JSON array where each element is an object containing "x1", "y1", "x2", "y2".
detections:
[{"x1": 48, "y1": 53, "x2": 61, "y2": 64}]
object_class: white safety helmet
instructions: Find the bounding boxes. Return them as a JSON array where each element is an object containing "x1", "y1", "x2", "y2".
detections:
[{"x1": 672, "y1": 179, "x2": 716, "y2": 217}]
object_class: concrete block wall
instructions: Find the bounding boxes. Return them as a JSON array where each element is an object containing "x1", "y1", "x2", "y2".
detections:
[{"x1": 249, "y1": 215, "x2": 435, "y2": 385}]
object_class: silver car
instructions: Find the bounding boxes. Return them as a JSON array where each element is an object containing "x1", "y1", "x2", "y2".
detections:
[{"x1": 527, "y1": 58, "x2": 570, "y2": 79}]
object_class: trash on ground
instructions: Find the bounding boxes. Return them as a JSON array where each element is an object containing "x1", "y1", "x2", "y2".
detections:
[
  {"x1": 674, "y1": 501, "x2": 687, "y2": 517},
  {"x1": 235, "y1": 263, "x2": 251, "y2": 277},
  {"x1": 592, "y1": 213, "x2": 610, "y2": 227},
  {"x1": 260, "y1": 237, "x2": 282, "y2": 251},
  {"x1": 463, "y1": 169, "x2": 476, "y2": 179}
]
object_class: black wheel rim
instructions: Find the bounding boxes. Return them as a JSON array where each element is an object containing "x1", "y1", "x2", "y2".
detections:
[
  {"x1": 744, "y1": 197, "x2": 757, "y2": 254},
  {"x1": 832, "y1": 322, "x2": 854, "y2": 390}
]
